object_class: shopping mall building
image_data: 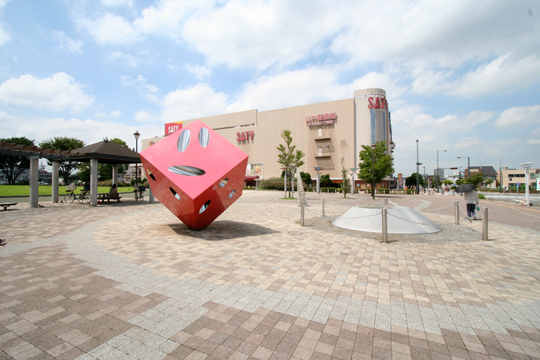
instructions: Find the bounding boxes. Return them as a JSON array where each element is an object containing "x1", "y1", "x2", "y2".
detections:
[{"x1": 142, "y1": 88, "x2": 395, "y2": 189}]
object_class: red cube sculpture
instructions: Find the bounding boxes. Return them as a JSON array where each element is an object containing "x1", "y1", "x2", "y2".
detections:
[{"x1": 140, "y1": 120, "x2": 249, "y2": 230}]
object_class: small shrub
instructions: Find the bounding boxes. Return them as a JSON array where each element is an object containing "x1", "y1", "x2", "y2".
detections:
[
  {"x1": 260, "y1": 177, "x2": 284, "y2": 190},
  {"x1": 478, "y1": 193, "x2": 486, "y2": 199}
]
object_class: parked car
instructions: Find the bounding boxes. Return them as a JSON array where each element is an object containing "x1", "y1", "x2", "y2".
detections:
[{"x1": 38, "y1": 181, "x2": 49, "y2": 185}]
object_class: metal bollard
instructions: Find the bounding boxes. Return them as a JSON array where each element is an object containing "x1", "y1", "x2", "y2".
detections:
[
  {"x1": 382, "y1": 209, "x2": 388, "y2": 243},
  {"x1": 301, "y1": 203, "x2": 305, "y2": 227},
  {"x1": 482, "y1": 208, "x2": 488, "y2": 240},
  {"x1": 322, "y1": 198, "x2": 326, "y2": 215},
  {"x1": 384, "y1": 198, "x2": 388, "y2": 207},
  {"x1": 455, "y1": 201, "x2": 459, "y2": 225}
]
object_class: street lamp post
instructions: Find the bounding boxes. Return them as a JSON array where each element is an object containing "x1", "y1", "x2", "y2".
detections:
[
  {"x1": 415, "y1": 140, "x2": 421, "y2": 195},
  {"x1": 371, "y1": 144, "x2": 376, "y2": 200},
  {"x1": 437, "y1": 149, "x2": 447, "y2": 192},
  {"x1": 521, "y1": 162, "x2": 534, "y2": 206},
  {"x1": 349, "y1": 167, "x2": 359, "y2": 195},
  {"x1": 133, "y1": 130, "x2": 140, "y2": 186},
  {"x1": 314, "y1": 167, "x2": 322, "y2": 193},
  {"x1": 457, "y1": 156, "x2": 470, "y2": 179}
]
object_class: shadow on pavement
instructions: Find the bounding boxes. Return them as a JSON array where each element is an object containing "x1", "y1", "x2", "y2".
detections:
[{"x1": 168, "y1": 220, "x2": 279, "y2": 240}]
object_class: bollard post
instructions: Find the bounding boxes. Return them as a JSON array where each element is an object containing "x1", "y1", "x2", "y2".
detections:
[
  {"x1": 384, "y1": 198, "x2": 388, "y2": 207},
  {"x1": 482, "y1": 207, "x2": 488, "y2": 240},
  {"x1": 455, "y1": 201, "x2": 459, "y2": 225},
  {"x1": 382, "y1": 209, "x2": 388, "y2": 243},
  {"x1": 322, "y1": 198, "x2": 326, "y2": 215},
  {"x1": 301, "y1": 203, "x2": 305, "y2": 227}
]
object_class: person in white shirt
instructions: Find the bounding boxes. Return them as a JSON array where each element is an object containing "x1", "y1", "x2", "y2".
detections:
[{"x1": 464, "y1": 190, "x2": 479, "y2": 219}]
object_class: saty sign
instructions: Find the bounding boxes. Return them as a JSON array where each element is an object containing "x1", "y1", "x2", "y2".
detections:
[
  {"x1": 237, "y1": 131, "x2": 254, "y2": 142},
  {"x1": 165, "y1": 121, "x2": 183, "y2": 135},
  {"x1": 368, "y1": 96, "x2": 388, "y2": 110}
]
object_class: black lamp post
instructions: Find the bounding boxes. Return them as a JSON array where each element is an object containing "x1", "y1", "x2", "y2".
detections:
[
  {"x1": 371, "y1": 143, "x2": 376, "y2": 200},
  {"x1": 133, "y1": 130, "x2": 140, "y2": 186}
]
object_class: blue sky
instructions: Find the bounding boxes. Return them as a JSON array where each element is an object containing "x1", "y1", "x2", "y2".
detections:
[{"x1": 1, "y1": 0, "x2": 539, "y2": 177}]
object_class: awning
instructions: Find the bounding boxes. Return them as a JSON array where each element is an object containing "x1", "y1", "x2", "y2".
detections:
[{"x1": 245, "y1": 175, "x2": 260, "y2": 180}]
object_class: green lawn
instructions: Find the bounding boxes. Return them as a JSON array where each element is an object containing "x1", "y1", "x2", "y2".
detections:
[{"x1": 0, "y1": 185, "x2": 138, "y2": 196}]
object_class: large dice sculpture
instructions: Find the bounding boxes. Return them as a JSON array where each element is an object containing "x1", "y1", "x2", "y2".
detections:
[{"x1": 140, "y1": 120, "x2": 248, "y2": 230}]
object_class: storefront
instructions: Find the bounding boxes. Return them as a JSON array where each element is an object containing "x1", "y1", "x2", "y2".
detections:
[{"x1": 142, "y1": 88, "x2": 395, "y2": 187}]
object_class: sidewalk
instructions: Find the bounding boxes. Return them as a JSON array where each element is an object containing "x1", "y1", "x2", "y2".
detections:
[{"x1": 1, "y1": 191, "x2": 540, "y2": 359}]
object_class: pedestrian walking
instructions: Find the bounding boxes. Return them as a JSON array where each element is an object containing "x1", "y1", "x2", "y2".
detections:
[{"x1": 464, "y1": 189, "x2": 479, "y2": 220}]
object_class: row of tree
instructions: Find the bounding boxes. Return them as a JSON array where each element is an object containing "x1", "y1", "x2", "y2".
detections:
[
  {"x1": 0, "y1": 136, "x2": 129, "y2": 185},
  {"x1": 276, "y1": 130, "x2": 394, "y2": 198}
]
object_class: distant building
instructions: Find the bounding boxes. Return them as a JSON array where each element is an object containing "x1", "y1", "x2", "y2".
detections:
[
  {"x1": 497, "y1": 166, "x2": 538, "y2": 190},
  {"x1": 142, "y1": 88, "x2": 396, "y2": 190},
  {"x1": 465, "y1": 166, "x2": 498, "y2": 188}
]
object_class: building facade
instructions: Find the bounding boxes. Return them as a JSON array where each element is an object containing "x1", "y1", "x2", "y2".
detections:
[
  {"x1": 142, "y1": 88, "x2": 395, "y2": 188},
  {"x1": 497, "y1": 167, "x2": 539, "y2": 190}
]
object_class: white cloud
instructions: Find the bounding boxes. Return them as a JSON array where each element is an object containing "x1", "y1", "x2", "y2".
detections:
[
  {"x1": 182, "y1": 0, "x2": 343, "y2": 69},
  {"x1": 161, "y1": 83, "x2": 229, "y2": 122},
  {"x1": 0, "y1": 24, "x2": 8, "y2": 46},
  {"x1": 390, "y1": 104, "x2": 496, "y2": 173},
  {"x1": 110, "y1": 110, "x2": 121, "y2": 118},
  {"x1": 121, "y1": 75, "x2": 160, "y2": 104},
  {"x1": 185, "y1": 64, "x2": 210, "y2": 80},
  {"x1": 52, "y1": 31, "x2": 83, "y2": 54},
  {"x1": 495, "y1": 105, "x2": 540, "y2": 128},
  {"x1": 109, "y1": 51, "x2": 138, "y2": 67},
  {"x1": 78, "y1": 13, "x2": 140, "y2": 44},
  {"x1": 135, "y1": 110, "x2": 156, "y2": 122},
  {"x1": 0, "y1": 110, "x2": 162, "y2": 150},
  {"x1": 133, "y1": 0, "x2": 198, "y2": 39},
  {"x1": 412, "y1": 55, "x2": 540, "y2": 97},
  {"x1": 526, "y1": 139, "x2": 540, "y2": 145},
  {"x1": 0, "y1": 73, "x2": 94, "y2": 112},
  {"x1": 101, "y1": 0, "x2": 133, "y2": 7}
]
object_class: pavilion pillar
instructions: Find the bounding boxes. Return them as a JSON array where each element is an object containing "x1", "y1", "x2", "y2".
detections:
[
  {"x1": 29, "y1": 156, "x2": 39, "y2": 208},
  {"x1": 51, "y1": 161, "x2": 59, "y2": 203},
  {"x1": 112, "y1": 165, "x2": 118, "y2": 186},
  {"x1": 90, "y1": 158, "x2": 98, "y2": 207},
  {"x1": 148, "y1": 187, "x2": 154, "y2": 203}
]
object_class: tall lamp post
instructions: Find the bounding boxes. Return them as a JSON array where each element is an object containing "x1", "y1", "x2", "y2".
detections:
[
  {"x1": 437, "y1": 149, "x2": 447, "y2": 192},
  {"x1": 371, "y1": 143, "x2": 376, "y2": 200},
  {"x1": 457, "y1": 156, "x2": 470, "y2": 179},
  {"x1": 314, "y1": 167, "x2": 322, "y2": 193},
  {"x1": 133, "y1": 130, "x2": 140, "y2": 186},
  {"x1": 415, "y1": 140, "x2": 421, "y2": 195},
  {"x1": 521, "y1": 162, "x2": 534, "y2": 206}
]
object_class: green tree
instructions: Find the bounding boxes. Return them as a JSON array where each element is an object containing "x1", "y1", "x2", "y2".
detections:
[
  {"x1": 444, "y1": 179, "x2": 453, "y2": 186},
  {"x1": 320, "y1": 174, "x2": 332, "y2": 187},
  {"x1": 39, "y1": 137, "x2": 84, "y2": 184},
  {"x1": 300, "y1": 171, "x2": 312, "y2": 188},
  {"x1": 358, "y1": 141, "x2": 394, "y2": 197},
  {"x1": 276, "y1": 130, "x2": 305, "y2": 197},
  {"x1": 0, "y1": 137, "x2": 35, "y2": 184},
  {"x1": 97, "y1": 138, "x2": 129, "y2": 180},
  {"x1": 340, "y1": 157, "x2": 350, "y2": 198},
  {"x1": 464, "y1": 173, "x2": 485, "y2": 186},
  {"x1": 405, "y1": 173, "x2": 424, "y2": 187}
]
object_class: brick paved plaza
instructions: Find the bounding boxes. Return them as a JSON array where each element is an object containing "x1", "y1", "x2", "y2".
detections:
[{"x1": 1, "y1": 191, "x2": 540, "y2": 360}]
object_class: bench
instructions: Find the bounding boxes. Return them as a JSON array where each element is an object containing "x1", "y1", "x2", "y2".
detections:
[
  {"x1": 1, "y1": 203, "x2": 17, "y2": 210},
  {"x1": 97, "y1": 193, "x2": 122, "y2": 202}
]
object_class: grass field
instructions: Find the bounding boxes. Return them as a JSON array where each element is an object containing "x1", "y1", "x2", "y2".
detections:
[{"x1": 0, "y1": 185, "x2": 138, "y2": 196}]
